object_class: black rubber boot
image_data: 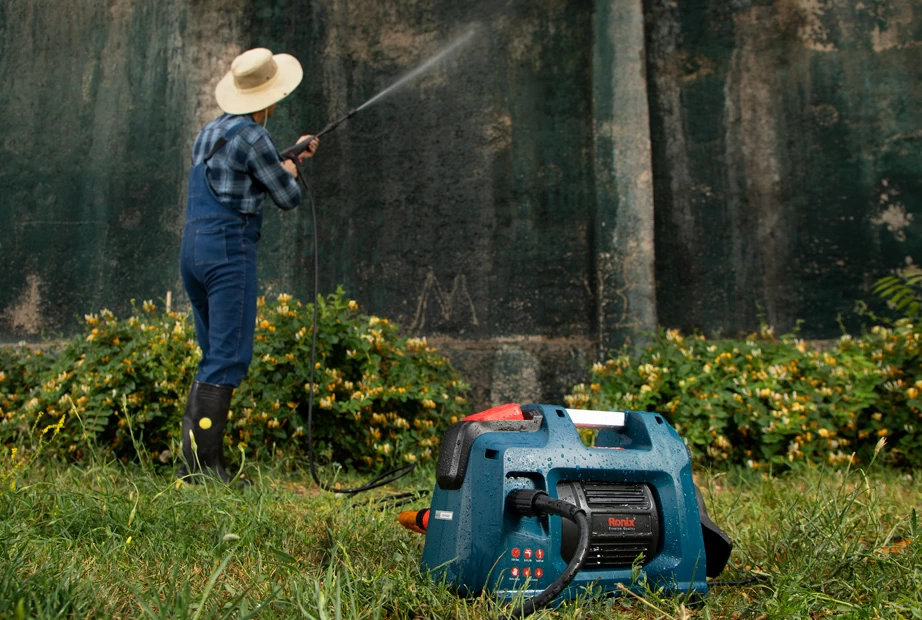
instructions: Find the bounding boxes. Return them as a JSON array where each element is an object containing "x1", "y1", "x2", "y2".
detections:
[{"x1": 178, "y1": 381, "x2": 249, "y2": 485}]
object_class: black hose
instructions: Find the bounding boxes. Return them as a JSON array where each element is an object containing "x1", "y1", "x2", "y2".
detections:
[
  {"x1": 292, "y1": 156, "x2": 415, "y2": 495},
  {"x1": 505, "y1": 490, "x2": 591, "y2": 618}
]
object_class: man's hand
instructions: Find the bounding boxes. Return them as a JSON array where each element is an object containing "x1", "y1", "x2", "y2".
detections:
[
  {"x1": 281, "y1": 159, "x2": 298, "y2": 178},
  {"x1": 296, "y1": 134, "x2": 320, "y2": 161}
]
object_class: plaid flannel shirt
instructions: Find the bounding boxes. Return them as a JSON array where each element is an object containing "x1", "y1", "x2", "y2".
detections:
[{"x1": 191, "y1": 113, "x2": 301, "y2": 214}]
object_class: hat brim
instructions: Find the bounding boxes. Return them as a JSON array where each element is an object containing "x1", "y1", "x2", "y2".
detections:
[{"x1": 215, "y1": 53, "x2": 304, "y2": 115}]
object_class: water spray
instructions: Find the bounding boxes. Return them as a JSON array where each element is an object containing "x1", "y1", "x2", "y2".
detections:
[{"x1": 280, "y1": 25, "x2": 479, "y2": 160}]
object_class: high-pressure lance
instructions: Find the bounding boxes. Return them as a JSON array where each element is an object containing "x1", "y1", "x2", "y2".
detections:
[{"x1": 278, "y1": 107, "x2": 357, "y2": 160}]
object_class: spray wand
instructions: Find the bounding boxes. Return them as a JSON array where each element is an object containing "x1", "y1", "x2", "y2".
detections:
[{"x1": 278, "y1": 107, "x2": 357, "y2": 160}]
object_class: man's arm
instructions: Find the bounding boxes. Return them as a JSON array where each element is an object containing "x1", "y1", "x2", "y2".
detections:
[{"x1": 247, "y1": 134, "x2": 301, "y2": 210}]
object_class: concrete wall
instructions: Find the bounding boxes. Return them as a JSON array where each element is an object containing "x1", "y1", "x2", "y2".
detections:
[
  {"x1": 645, "y1": 0, "x2": 922, "y2": 336},
  {"x1": 1, "y1": 0, "x2": 919, "y2": 409}
]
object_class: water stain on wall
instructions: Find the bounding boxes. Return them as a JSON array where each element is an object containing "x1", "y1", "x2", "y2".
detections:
[{"x1": 872, "y1": 201, "x2": 914, "y2": 243}]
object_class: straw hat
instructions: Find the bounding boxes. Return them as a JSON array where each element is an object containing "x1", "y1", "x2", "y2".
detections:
[{"x1": 215, "y1": 48, "x2": 303, "y2": 115}]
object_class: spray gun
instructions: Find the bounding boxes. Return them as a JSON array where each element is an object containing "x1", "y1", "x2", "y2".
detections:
[{"x1": 279, "y1": 107, "x2": 358, "y2": 160}]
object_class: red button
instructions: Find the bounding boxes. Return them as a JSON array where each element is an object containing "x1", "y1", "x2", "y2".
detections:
[
  {"x1": 523, "y1": 548, "x2": 533, "y2": 559},
  {"x1": 535, "y1": 568, "x2": 544, "y2": 578},
  {"x1": 535, "y1": 548, "x2": 545, "y2": 560},
  {"x1": 523, "y1": 567, "x2": 531, "y2": 577},
  {"x1": 511, "y1": 547, "x2": 521, "y2": 558},
  {"x1": 510, "y1": 567, "x2": 520, "y2": 578}
]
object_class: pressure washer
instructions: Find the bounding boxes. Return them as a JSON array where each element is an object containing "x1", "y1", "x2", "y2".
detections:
[
  {"x1": 398, "y1": 403, "x2": 733, "y2": 616},
  {"x1": 279, "y1": 24, "x2": 732, "y2": 615}
]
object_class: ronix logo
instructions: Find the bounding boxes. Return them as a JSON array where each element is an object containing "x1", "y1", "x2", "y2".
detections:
[{"x1": 608, "y1": 516, "x2": 635, "y2": 528}]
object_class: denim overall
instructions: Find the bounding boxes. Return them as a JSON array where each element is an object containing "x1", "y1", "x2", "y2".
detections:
[{"x1": 180, "y1": 122, "x2": 263, "y2": 387}]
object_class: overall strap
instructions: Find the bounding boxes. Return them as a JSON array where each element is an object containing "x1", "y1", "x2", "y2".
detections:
[{"x1": 203, "y1": 120, "x2": 253, "y2": 163}]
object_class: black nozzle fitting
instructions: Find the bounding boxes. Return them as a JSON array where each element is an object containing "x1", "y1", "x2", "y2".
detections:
[
  {"x1": 507, "y1": 489, "x2": 585, "y2": 522},
  {"x1": 507, "y1": 489, "x2": 547, "y2": 517}
]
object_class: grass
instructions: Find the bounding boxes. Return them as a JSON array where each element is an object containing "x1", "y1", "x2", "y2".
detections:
[{"x1": 1, "y1": 448, "x2": 920, "y2": 619}]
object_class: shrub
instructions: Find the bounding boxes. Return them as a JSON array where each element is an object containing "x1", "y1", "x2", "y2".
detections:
[
  {"x1": 567, "y1": 326, "x2": 891, "y2": 468},
  {"x1": 1, "y1": 302, "x2": 199, "y2": 460},
  {"x1": 568, "y1": 267, "x2": 922, "y2": 469},
  {"x1": 230, "y1": 290, "x2": 470, "y2": 468},
  {"x1": 0, "y1": 290, "x2": 470, "y2": 469},
  {"x1": 855, "y1": 320, "x2": 922, "y2": 465},
  {"x1": 0, "y1": 345, "x2": 55, "y2": 424}
]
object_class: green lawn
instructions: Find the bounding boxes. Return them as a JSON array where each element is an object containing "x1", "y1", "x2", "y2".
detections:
[{"x1": 1, "y1": 452, "x2": 920, "y2": 619}]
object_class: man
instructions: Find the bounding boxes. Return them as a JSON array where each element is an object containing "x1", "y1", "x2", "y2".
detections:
[{"x1": 178, "y1": 48, "x2": 318, "y2": 483}]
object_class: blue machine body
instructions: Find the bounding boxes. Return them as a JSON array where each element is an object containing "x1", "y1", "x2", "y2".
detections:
[{"x1": 420, "y1": 404, "x2": 710, "y2": 600}]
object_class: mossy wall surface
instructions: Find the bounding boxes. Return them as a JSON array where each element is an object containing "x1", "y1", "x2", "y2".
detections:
[
  {"x1": 645, "y1": 0, "x2": 922, "y2": 336},
  {"x1": 1, "y1": 0, "x2": 919, "y2": 406}
]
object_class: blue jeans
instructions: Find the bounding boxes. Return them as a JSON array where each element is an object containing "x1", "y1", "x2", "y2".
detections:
[{"x1": 180, "y1": 159, "x2": 263, "y2": 387}]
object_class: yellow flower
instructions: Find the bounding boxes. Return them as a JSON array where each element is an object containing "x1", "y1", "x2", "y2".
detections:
[{"x1": 348, "y1": 300, "x2": 359, "y2": 311}]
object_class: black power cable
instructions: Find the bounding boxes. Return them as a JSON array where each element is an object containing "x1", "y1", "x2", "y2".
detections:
[
  {"x1": 290, "y1": 155, "x2": 416, "y2": 496},
  {"x1": 505, "y1": 490, "x2": 591, "y2": 618}
]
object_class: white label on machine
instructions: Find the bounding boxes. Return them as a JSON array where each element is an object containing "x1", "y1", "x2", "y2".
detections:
[
  {"x1": 566, "y1": 409, "x2": 626, "y2": 428},
  {"x1": 434, "y1": 510, "x2": 454, "y2": 521}
]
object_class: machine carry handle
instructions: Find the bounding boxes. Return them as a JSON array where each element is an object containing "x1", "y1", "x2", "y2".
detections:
[{"x1": 565, "y1": 408, "x2": 625, "y2": 429}]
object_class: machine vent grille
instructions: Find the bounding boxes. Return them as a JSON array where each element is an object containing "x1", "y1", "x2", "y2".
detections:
[
  {"x1": 585, "y1": 541, "x2": 655, "y2": 568},
  {"x1": 583, "y1": 483, "x2": 650, "y2": 508}
]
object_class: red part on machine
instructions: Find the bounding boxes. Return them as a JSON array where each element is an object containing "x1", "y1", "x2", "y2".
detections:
[{"x1": 463, "y1": 403, "x2": 525, "y2": 422}]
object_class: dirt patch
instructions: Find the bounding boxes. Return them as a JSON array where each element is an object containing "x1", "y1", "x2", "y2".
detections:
[{"x1": 3, "y1": 273, "x2": 43, "y2": 335}]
